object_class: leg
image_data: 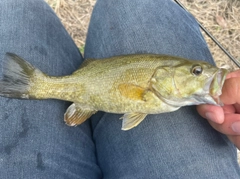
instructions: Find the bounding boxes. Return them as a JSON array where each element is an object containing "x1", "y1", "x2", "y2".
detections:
[
  {"x1": 85, "y1": 0, "x2": 240, "y2": 178},
  {"x1": 0, "y1": 0, "x2": 101, "y2": 178}
]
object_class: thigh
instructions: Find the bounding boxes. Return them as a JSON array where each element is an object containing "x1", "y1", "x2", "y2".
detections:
[
  {"x1": 0, "y1": 0, "x2": 101, "y2": 178},
  {"x1": 85, "y1": 0, "x2": 213, "y2": 62},
  {"x1": 85, "y1": 0, "x2": 240, "y2": 178}
]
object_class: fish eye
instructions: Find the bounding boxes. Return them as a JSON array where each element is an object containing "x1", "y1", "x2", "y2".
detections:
[{"x1": 191, "y1": 65, "x2": 203, "y2": 76}]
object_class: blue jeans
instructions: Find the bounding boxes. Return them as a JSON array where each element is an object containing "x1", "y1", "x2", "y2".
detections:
[{"x1": 0, "y1": 0, "x2": 239, "y2": 178}]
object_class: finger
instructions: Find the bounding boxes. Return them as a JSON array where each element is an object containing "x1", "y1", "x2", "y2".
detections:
[
  {"x1": 226, "y1": 69, "x2": 240, "y2": 79},
  {"x1": 221, "y1": 77, "x2": 240, "y2": 105},
  {"x1": 222, "y1": 104, "x2": 236, "y2": 114},
  {"x1": 208, "y1": 113, "x2": 240, "y2": 136},
  {"x1": 227, "y1": 135, "x2": 240, "y2": 150},
  {"x1": 234, "y1": 103, "x2": 240, "y2": 113},
  {"x1": 196, "y1": 105, "x2": 224, "y2": 124}
]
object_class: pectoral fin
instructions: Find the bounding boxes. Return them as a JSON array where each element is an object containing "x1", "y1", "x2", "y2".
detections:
[
  {"x1": 64, "y1": 103, "x2": 97, "y2": 126},
  {"x1": 121, "y1": 113, "x2": 147, "y2": 130},
  {"x1": 118, "y1": 83, "x2": 146, "y2": 101}
]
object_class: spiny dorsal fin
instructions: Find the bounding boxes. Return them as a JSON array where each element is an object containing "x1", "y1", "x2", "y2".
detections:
[
  {"x1": 118, "y1": 83, "x2": 146, "y2": 101},
  {"x1": 120, "y1": 113, "x2": 147, "y2": 130},
  {"x1": 64, "y1": 103, "x2": 97, "y2": 126}
]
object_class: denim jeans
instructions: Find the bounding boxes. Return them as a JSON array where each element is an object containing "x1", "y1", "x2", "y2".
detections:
[{"x1": 0, "y1": 0, "x2": 239, "y2": 178}]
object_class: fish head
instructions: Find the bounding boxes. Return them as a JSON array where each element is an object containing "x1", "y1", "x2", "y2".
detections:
[{"x1": 150, "y1": 60, "x2": 228, "y2": 107}]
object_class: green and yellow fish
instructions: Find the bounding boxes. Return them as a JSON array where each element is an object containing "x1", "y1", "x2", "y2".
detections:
[{"x1": 0, "y1": 53, "x2": 228, "y2": 130}]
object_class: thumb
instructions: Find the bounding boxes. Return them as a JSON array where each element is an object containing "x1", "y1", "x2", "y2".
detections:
[{"x1": 196, "y1": 104, "x2": 224, "y2": 124}]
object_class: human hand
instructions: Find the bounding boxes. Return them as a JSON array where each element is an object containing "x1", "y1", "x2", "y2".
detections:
[{"x1": 197, "y1": 70, "x2": 240, "y2": 149}]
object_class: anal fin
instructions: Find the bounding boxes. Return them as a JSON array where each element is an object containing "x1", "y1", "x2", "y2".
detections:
[
  {"x1": 64, "y1": 103, "x2": 96, "y2": 126},
  {"x1": 121, "y1": 113, "x2": 147, "y2": 130}
]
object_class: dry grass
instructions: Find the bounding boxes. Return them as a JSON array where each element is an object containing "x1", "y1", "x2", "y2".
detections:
[
  {"x1": 181, "y1": 0, "x2": 240, "y2": 70},
  {"x1": 45, "y1": 0, "x2": 95, "y2": 49},
  {"x1": 45, "y1": 0, "x2": 240, "y2": 71}
]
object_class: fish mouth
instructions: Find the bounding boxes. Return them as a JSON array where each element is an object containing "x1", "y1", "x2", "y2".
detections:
[{"x1": 205, "y1": 68, "x2": 228, "y2": 105}]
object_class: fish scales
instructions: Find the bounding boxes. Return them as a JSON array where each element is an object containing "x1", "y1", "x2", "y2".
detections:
[{"x1": 0, "y1": 53, "x2": 228, "y2": 130}]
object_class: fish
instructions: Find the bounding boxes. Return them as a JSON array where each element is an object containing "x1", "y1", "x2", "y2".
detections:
[{"x1": 0, "y1": 53, "x2": 228, "y2": 130}]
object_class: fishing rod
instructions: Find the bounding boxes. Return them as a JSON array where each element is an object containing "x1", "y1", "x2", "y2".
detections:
[{"x1": 174, "y1": 0, "x2": 240, "y2": 68}]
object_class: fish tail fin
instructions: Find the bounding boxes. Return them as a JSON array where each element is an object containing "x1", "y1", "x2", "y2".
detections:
[{"x1": 0, "y1": 53, "x2": 41, "y2": 99}]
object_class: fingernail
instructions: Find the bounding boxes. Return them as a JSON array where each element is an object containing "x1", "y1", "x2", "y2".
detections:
[
  {"x1": 231, "y1": 122, "x2": 240, "y2": 134},
  {"x1": 205, "y1": 112, "x2": 217, "y2": 123}
]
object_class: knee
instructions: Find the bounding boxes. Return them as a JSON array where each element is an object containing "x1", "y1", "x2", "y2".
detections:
[{"x1": 0, "y1": 0, "x2": 50, "y2": 12}]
